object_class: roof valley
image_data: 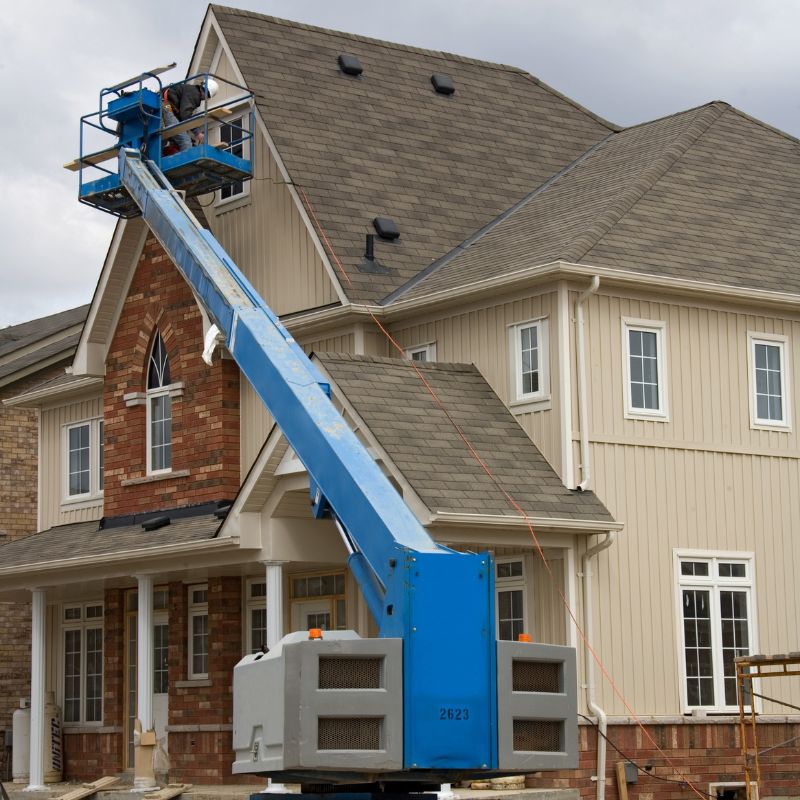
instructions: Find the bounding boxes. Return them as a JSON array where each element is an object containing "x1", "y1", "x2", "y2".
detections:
[{"x1": 564, "y1": 102, "x2": 728, "y2": 264}]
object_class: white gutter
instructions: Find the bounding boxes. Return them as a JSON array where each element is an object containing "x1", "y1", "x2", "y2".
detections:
[
  {"x1": 582, "y1": 530, "x2": 616, "y2": 800},
  {"x1": 431, "y1": 511, "x2": 623, "y2": 533},
  {"x1": 575, "y1": 276, "x2": 600, "y2": 490}
]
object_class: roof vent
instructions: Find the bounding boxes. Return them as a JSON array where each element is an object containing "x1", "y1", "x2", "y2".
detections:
[
  {"x1": 142, "y1": 515, "x2": 170, "y2": 532},
  {"x1": 338, "y1": 54, "x2": 363, "y2": 77},
  {"x1": 373, "y1": 216, "x2": 400, "y2": 240},
  {"x1": 431, "y1": 74, "x2": 455, "y2": 95}
]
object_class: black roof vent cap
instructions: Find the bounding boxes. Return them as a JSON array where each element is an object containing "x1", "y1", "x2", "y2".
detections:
[
  {"x1": 142, "y1": 515, "x2": 170, "y2": 532},
  {"x1": 431, "y1": 73, "x2": 455, "y2": 95},
  {"x1": 338, "y1": 54, "x2": 363, "y2": 77},
  {"x1": 373, "y1": 216, "x2": 400, "y2": 241}
]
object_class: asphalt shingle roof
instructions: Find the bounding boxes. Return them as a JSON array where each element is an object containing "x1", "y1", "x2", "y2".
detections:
[
  {"x1": 317, "y1": 354, "x2": 613, "y2": 523},
  {"x1": 0, "y1": 513, "x2": 220, "y2": 570},
  {"x1": 211, "y1": 6, "x2": 615, "y2": 304}
]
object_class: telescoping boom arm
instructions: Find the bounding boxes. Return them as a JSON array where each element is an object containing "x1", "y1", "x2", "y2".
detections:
[{"x1": 73, "y1": 70, "x2": 577, "y2": 785}]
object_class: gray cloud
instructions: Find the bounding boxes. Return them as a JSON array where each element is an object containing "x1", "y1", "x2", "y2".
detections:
[{"x1": 3, "y1": 0, "x2": 798, "y2": 325}]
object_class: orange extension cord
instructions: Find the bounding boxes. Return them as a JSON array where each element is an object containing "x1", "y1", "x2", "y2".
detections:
[{"x1": 297, "y1": 186, "x2": 708, "y2": 799}]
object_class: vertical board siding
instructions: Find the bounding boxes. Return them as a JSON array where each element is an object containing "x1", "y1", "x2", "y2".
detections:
[
  {"x1": 387, "y1": 291, "x2": 562, "y2": 473},
  {"x1": 41, "y1": 396, "x2": 104, "y2": 531},
  {"x1": 204, "y1": 52, "x2": 338, "y2": 317}
]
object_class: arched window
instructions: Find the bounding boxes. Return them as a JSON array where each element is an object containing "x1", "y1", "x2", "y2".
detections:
[{"x1": 147, "y1": 331, "x2": 172, "y2": 473}]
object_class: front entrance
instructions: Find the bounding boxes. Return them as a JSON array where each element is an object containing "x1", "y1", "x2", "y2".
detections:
[
  {"x1": 124, "y1": 589, "x2": 170, "y2": 770},
  {"x1": 289, "y1": 571, "x2": 346, "y2": 633}
]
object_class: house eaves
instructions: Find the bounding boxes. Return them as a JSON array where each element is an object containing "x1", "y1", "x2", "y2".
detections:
[{"x1": 3, "y1": 375, "x2": 103, "y2": 408}]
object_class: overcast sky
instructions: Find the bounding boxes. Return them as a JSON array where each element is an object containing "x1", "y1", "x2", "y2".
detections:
[{"x1": 2, "y1": 0, "x2": 799, "y2": 327}]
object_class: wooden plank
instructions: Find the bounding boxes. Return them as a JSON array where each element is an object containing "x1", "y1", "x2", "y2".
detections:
[
  {"x1": 0, "y1": 780, "x2": 11, "y2": 800},
  {"x1": 63, "y1": 147, "x2": 119, "y2": 172},
  {"x1": 143, "y1": 783, "x2": 193, "y2": 800},
  {"x1": 615, "y1": 761, "x2": 629, "y2": 800},
  {"x1": 53, "y1": 776, "x2": 118, "y2": 800}
]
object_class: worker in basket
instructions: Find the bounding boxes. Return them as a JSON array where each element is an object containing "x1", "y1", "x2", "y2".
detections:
[{"x1": 162, "y1": 78, "x2": 219, "y2": 153}]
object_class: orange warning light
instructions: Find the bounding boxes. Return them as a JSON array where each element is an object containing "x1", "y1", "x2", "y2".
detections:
[
  {"x1": 309, "y1": 628, "x2": 323, "y2": 640},
  {"x1": 518, "y1": 633, "x2": 532, "y2": 643}
]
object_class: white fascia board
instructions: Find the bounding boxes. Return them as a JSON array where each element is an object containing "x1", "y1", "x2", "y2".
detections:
[
  {"x1": 431, "y1": 511, "x2": 624, "y2": 533},
  {"x1": 73, "y1": 218, "x2": 147, "y2": 376},
  {"x1": 194, "y1": 8, "x2": 349, "y2": 307},
  {"x1": 383, "y1": 260, "x2": 800, "y2": 320},
  {"x1": 3, "y1": 376, "x2": 103, "y2": 408}
]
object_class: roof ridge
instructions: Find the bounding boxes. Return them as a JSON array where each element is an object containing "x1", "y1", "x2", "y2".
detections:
[
  {"x1": 565, "y1": 102, "x2": 728, "y2": 263},
  {"x1": 210, "y1": 5, "x2": 617, "y2": 132}
]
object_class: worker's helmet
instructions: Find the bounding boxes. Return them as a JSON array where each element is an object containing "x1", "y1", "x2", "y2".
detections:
[{"x1": 205, "y1": 78, "x2": 219, "y2": 98}]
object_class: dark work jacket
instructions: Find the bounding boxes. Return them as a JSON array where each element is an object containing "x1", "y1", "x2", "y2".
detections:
[{"x1": 165, "y1": 84, "x2": 206, "y2": 121}]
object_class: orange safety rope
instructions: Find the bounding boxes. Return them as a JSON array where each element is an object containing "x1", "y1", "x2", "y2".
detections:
[{"x1": 296, "y1": 185, "x2": 707, "y2": 799}]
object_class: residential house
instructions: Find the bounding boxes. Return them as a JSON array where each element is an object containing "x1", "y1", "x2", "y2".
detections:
[
  {"x1": 0, "y1": 304, "x2": 88, "y2": 779},
  {"x1": 1, "y1": 7, "x2": 799, "y2": 798}
]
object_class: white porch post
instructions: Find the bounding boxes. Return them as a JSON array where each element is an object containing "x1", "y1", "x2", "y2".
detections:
[
  {"x1": 263, "y1": 562, "x2": 285, "y2": 793},
  {"x1": 26, "y1": 588, "x2": 46, "y2": 791},
  {"x1": 134, "y1": 574, "x2": 157, "y2": 789},
  {"x1": 264, "y1": 561, "x2": 285, "y2": 649}
]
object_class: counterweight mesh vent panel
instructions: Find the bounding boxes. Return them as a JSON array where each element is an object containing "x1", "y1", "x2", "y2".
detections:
[
  {"x1": 512, "y1": 660, "x2": 561, "y2": 693},
  {"x1": 318, "y1": 656, "x2": 383, "y2": 689},
  {"x1": 513, "y1": 720, "x2": 562, "y2": 752},
  {"x1": 318, "y1": 717, "x2": 382, "y2": 750}
]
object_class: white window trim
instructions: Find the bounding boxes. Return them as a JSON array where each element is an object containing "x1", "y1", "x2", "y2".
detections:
[
  {"x1": 747, "y1": 331, "x2": 791, "y2": 431},
  {"x1": 188, "y1": 584, "x2": 209, "y2": 680},
  {"x1": 146, "y1": 384, "x2": 180, "y2": 476},
  {"x1": 508, "y1": 317, "x2": 550, "y2": 409},
  {"x1": 213, "y1": 100, "x2": 252, "y2": 208},
  {"x1": 622, "y1": 317, "x2": 669, "y2": 421},
  {"x1": 244, "y1": 578, "x2": 267, "y2": 655},
  {"x1": 495, "y1": 556, "x2": 529, "y2": 642},
  {"x1": 62, "y1": 418, "x2": 104, "y2": 505},
  {"x1": 673, "y1": 549, "x2": 758, "y2": 715},
  {"x1": 406, "y1": 342, "x2": 437, "y2": 362},
  {"x1": 60, "y1": 602, "x2": 104, "y2": 726}
]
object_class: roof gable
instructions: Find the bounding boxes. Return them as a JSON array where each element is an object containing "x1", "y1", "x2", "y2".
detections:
[{"x1": 210, "y1": 5, "x2": 615, "y2": 304}]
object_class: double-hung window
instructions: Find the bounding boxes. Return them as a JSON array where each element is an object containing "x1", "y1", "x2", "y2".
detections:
[
  {"x1": 509, "y1": 319, "x2": 549, "y2": 405},
  {"x1": 749, "y1": 333, "x2": 790, "y2": 429},
  {"x1": 406, "y1": 342, "x2": 437, "y2": 362},
  {"x1": 64, "y1": 419, "x2": 104, "y2": 502},
  {"x1": 188, "y1": 585, "x2": 209, "y2": 679},
  {"x1": 246, "y1": 579, "x2": 267, "y2": 654},
  {"x1": 496, "y1": 558, "x2": 527, "y2": 641},
  {"x1": 147, "y1": 331, "x2": 173, "y2": 474},
  {"x1": 217, "y1": 113, "x2": 250, "y2": 203},
  {"x1": 623, "y1": 319, "x2": 667, "y2": 419},
  {"x1": 62, "y1": 603, "x2": 104, "y2": 724},
  {"x1": 676, "y1": 552, "x2": 755, "y2": 712}
]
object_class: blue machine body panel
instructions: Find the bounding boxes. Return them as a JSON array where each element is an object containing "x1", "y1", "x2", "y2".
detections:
[{"x1": 115, "y1": 147, "x2": 498, "y2": 771}]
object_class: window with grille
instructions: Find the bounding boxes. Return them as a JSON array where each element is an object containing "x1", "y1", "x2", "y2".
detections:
[
  {"x1": 677, "y1": 553, "x2": 754, "y2": 712},
  {"x1": 749, "y1": 333, "x2": 790, "y2": 429},
  {"x1": 510, "y1": 320, "x2": 549, "y2": 404},
  {"x1": 218, "y1": 116, "x2": 248, "y2": 201},
  {"x1": 623, "y1": 319, "x2": 667, "y2": 418},
  {"x1": 147, "y1": 331, "x2": 173, "y2": 474},
  {"x1": 62, "y1": 603, "x2": 104, "y2": 723},
  {"x1": 64, "y1": 419, "x2": 104, "y2": 501},
  {"x1": 496, "y1": 558, "x2": 526, "y2": 642},
  {"x1": 246, "y1": 579, "x2": 267, "y2": 654},
  {"x1": 188, "y1": 584, "x2": 209, "y2": 679}
]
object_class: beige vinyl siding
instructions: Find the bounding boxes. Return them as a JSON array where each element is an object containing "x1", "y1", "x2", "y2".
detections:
[
  {"x1": 575, "y1": 288, "x2": 800, "y2": 715},
  {"x1": 203, "y1": 51, "x2": 339, "y2": 317},
  {"x1": 387, "y1": 290, "x2": 562, "y2": 473},
  {"x1": 40, "y1": 395, "x2": 104, "y2": 531},
  {"x1": 239, "y1": 332, "x2": 356, "y2": 476}
]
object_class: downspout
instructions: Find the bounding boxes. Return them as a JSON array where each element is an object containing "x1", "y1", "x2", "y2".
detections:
[
  {"x1": 575, "y1": 276, "x2": 600, "y2": 490},
  {"x1": 582, "y1": 531, "x2": 616, "y2": 800}
]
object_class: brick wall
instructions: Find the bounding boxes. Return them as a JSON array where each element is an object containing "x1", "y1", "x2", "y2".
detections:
[
  {"x1": 528, "y1": 720, "x2": 800, "y2": 797},
  {"x1": 0, "y1": 363, "x2": 69, "y2": 780},
  {"x1": 168, "y1": 577, "x2": 256, "y2": 784},
  {"x1": 103, "y1": 235, "x2": 240, "y2": 518}
]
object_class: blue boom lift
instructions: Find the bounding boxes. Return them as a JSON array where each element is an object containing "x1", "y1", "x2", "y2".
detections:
[{"x1": 71, "y1": 67, "x2": 577, "y2": 795}]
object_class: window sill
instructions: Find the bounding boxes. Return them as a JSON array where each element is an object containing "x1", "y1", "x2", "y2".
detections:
[
  {"x1": 60, "y1": 495, "x2": 103, "y2": 511},
  {"x1": 212, "y1": 192, "x2": 251, "y2": 214},
  {"x1": 175, "y1": 678, "x2": 212, "y2": 688},
  {"x1": 63, "y1": 724, "x2": 120, "y2": 734},
  {"x1": 121, "y1": 469, "x2": 190, "y2": 486},
  {"x1": 510, "y1": 396, "x2": 551, "y2": 415},
  {"x1": 751, "y1": 421, "x2": 791, "y2": 433},
  {"x1": 624, "y1": 410, "x2": 669, "y2": 423}
]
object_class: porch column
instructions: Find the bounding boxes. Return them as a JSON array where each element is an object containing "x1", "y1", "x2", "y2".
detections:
[
  {"x1": 263, "y1": 562, "x2": 285, "y2": 794},
  {"x1": 134, "y1": 574, "x2": 157, "y2": 789},
  {"x1": 26, "y1": 588, "x2": 46, "y2": 791},
  {"x1": 264, "y1": 561, "x2": 285, "y2": 649}
]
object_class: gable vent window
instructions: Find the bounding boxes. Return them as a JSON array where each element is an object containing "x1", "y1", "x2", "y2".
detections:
[
  {"x1": 431, "y1": 74, "x2": 455, "y2": 95},
  {"x1": 147, "y1": 331, "x2": 173, "y2": 474},
  {"x1": 338, "y1": 54, "x2": 363, "y2": 76}
]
